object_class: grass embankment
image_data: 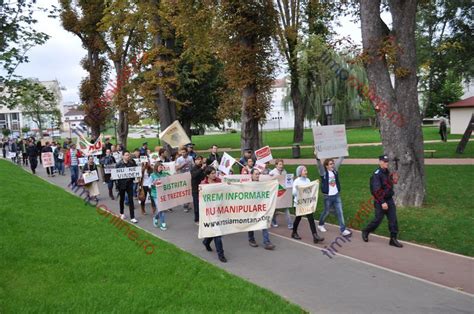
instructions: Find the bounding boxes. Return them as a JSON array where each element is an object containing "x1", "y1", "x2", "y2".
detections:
[
  {"x1": 281, "y1": 164, "x2": 474, "y2": 257},
  {"x1": 0, "y1": 160, "x2": 302, "y2": 313}
]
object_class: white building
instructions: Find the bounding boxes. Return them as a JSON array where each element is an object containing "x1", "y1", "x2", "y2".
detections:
[
  {"x1": 0, "y1": 79, "x2": 63, "y2": 137},
  {"x1": 63, "y1": 109, "x2": 86, "y2": 136},
  {"x1": 447, "y1": 96, "x2": 474, "y2": 134}
]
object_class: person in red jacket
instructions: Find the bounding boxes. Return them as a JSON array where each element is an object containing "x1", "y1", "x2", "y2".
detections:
[{"x1": 64, "y1": 143, "x2": 83, "y2": 188}]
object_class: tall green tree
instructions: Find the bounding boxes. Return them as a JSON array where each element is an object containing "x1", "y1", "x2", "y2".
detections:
[
  {"x1": 416, "y1": 0, "x2": 473, "y2": 117},
  {"x1": 218, "y1": 0, "x2": 277, "y2": 151},
  {"x1": 360, "y1": 0, "x2": 425, "y2": 207},
  {"x1": 0, "y1": 0, "x2": 55, "y2": 108},
  {"x1": 60, "y1": 0, "x2": 110, "y2": 138}
]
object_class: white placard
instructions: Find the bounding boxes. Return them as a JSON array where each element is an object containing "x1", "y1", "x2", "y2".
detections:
[
  {"x1": 140, "y1": 156, "x2": 149, "y2": 164},
  {"x1": 103, "y1": 164, "x2": 116, "y2": 174},
  {"x1": 285, "y1": 174, "x2": 294, "y2": 188},
  {"x1": 162, "y1": 161, "x2": 176, "y2": 175},
  {"x1": 111, "y1": 166, "x2": 142, "y2": 180},
  {"x1": 255, "y1": 146, "x2": 273, "y2": 164},
  {"x1": 313, "y1": 124, "x2": 349, "y2": 158},
  {"x1": 41, "y1": 152, "x2": 54, "y2": 167},
  {"x1": 8, "y1": 152, "x2": 17, "y2": 159},
  {"x1": 83, "y1": 170, "x2": 99, "y2": 184}
]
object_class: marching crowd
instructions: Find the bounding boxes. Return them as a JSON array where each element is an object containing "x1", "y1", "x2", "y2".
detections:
[{"x1": 2, "y1": 136, "x2": 403, "y2": 263}]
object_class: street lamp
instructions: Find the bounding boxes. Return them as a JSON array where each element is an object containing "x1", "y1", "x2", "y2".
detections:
[{"x1": 323, "y1": 99, "x2": 335, "y2": 125}]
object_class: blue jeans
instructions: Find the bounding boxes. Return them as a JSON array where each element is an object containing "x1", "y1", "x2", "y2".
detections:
[
  {"x1": 154, "y1": 196, "x2": 165, "y2": 224},
  {"x1": 57, "y1": 161, "x2": 64, "y2": 175},
  {"x1": 319, "y1": 193, "x2": 346, "y2": 232},
  {"x1": 203, "y1": 236, "x2": 224, "y2": 258},
  {"x1": 70, "y1": 165, "x2": 79, "y2": 186},
  {"x1": 248, "y1": 229, "x2": 270, "y2": 245}
]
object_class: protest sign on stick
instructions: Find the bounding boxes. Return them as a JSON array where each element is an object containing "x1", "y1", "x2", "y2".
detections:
[
  {"x1": 295, "y1": 180, "x2": 319, "y2": 216},
  {"x1": 260, "y1": 175, "x2": 292, "y2": 209},
  {"x1": 41, "y1": 152, "x2": 54, "y2": 167},
  {"x1": 198, "y1": 180, "x2": 278, "y2": 238},
  {"x1": 255, "y1": 146, "x2": 273, "y2": 164},
  {"x1": 111, "y1": 167, "x2": 142, "y2": 180},
  {"x1": 218, "y1": 152, "x2": 236, "y2": 175},
  {"x1": 313, "y1": 125, "x2": 348, "y2": 158},
  {"x1": 159, "y1": 120, "x2": 191, "y2": 148},
  {"x1": 155, "y1": 172, "x2": 192, "y2": 211},
  {"x1": 162, "y1": 161, "x2": 176, "y2": 175}
]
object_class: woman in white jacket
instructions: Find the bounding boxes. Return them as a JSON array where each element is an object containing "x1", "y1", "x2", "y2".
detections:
[{"x1": 292, "y1": 165, "x2": 324, "y2": 243}]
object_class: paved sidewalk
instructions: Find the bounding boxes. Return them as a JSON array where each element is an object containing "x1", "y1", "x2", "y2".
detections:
[
  {"x1": 281, "y1": 158, "x2": 474, "y2": 165},
  {"x1": 14, "y1": 161, "x2": 474, "y2": 313}
]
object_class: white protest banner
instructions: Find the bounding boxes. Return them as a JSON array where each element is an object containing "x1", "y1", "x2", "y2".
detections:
[
  {"x1": 218, "y1": 152, "x2": 236, "y2": 175},
  {"x1": 156, "y1": 172, "x2": 192, "y2": 211},
  {"x1": 77, "y1": 134, "x2": 103, "y2": 156},
  {"x1": 313, "y1": 124, "x2": 348, "y2": 158},
  {"x1": 7, "y1": 152, "x2": 16, "y2": 159},
  {"x1": 260, "y1": 175, "x2": 292, "y2": 209},
  {"x1": 254, "y1": 162, "x2": 266, "y2": 172},
  {"x1": 78, "y1": 157, "x2": 88, "y2": 166},
  {"x1": 162, "y1": 161, "x2": 176, "y2": 175},
  {"x1": 285, "y1": 174, "x2": 294, "y2": 188},
  {"x1": 159, "y1": 120, "x2": 191, "y2": 148},
  {"x1": 255, "y1": 146, "x2": 273, "y2": 164},
  {"x1": 41, "y1": 152, "x2": 54, "y2": 167},
  {"x1": 198, "y1": 180, "x2": 278, "y2": 239},
  {"x1": 295, "y1": 180, "x2": 319, "y2": 216},
  {"x1": 83, "y1": 170, "x2": 99, "y2": 184},
  {"x1": 140, "y1": 156, "x2": 149, "y2": 164},
  {"x1": 112, "y1": 152, "x2": 122, "y2": 162},
  {"x1": 220, "y1": 174, "x2": 251, "y2": 184},
  {"x1": 103, "y1": 164, "x2": 116, "y2": 174},
  {"x1": 149, "y1": 152, "x2": 160, "y2": 165},
  {"x1": 111, "y1": 166, "x2": 142, "y2": 180}
]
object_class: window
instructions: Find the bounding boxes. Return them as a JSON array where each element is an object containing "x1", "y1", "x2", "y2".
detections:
[{"x1": 0, "y1": 113, "x2": 6, "y2": 129}]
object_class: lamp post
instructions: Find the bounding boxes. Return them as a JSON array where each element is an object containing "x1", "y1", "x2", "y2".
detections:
[{"x1": 323, "y1": 99, "x2": 335, "y2": 125}]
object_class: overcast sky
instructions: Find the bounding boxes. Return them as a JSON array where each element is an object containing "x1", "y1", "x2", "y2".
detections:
[{"x1": 13, "y1": 0, "x2": 365, "y2": 104}]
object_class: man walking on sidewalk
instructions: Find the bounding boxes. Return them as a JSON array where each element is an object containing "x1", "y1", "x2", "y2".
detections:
[{"x1": 362, "y1": 155, "x2": 403, "y2": 248}]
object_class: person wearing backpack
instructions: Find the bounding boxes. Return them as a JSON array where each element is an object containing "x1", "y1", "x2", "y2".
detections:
[{"x1": 362, "y1": 155, "x2": 403, "y2": 248}]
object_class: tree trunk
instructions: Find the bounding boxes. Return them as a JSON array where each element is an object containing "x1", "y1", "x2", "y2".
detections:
[
  {"x1": 360, "y1": 0, "x2": 425, "y2": 207},
  {"x1": 291, "y1": 75, "x2": 305, "y2": 143},
  {"x1": 114, "y1": 62, "x2": 129, "y2": 149},
  {"x1": 241, "y1": 85, "x2": 260, "y2": 153},
  {"x1": 181, "y1": 119, "x2": 192, "y2": 139},
  {"x1": 456, "y1": 114, "x2": 473, "y2": 154},
  {"x1": 117, "y1": 110, "x2": 128, "y2": 149}
]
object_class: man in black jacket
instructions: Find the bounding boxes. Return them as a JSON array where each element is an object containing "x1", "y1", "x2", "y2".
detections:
[
  {"x1": 26, "y1": 141, "x2": 38, "y2": 174},
  {"x1": 191, "y1": 156, "x2": 207, "y2": 223},
  {"x1": 362, "y1": 155, "x2": 402, "y2": 248},
  {"x1": 116, "y1": 151, "x2": 138, "y2": 223},
  {"x1": 207, "y1": 145, "x2": 221, "y2": 166}
]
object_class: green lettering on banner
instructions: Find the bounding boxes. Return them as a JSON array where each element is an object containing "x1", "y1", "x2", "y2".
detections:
[
  {"x1": 163, "y1": 180, "x2": 187, "y2": 191},
  {"x1": 203, "y1": 193, "x2": 223, "y2": 202}
]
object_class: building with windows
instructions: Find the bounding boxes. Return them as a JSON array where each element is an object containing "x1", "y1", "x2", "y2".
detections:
[
  {"x1": 0, "y1": 79, "x2": 63, "y2": 137},
  {"x1": 63, "y1": 109, "x2": 87, "y2": 137}
]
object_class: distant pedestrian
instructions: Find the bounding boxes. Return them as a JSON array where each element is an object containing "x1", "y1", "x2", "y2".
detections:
[
  {"x1": 83, "y1": 156, "x2": 100, "y2": 202},
  {"x1": 362, "y1": 155, "x2": 403, "y2": 248},
  {"x1": 186, "y1": 143, "x2": 197, "y2": 160},
  {"x1": 176, "y1": 145, "x2": 194, "y2": 213},
  {"x1": 101, "y1": 149, "x2": 116, "y2": 200},
  {"x1": 439, "y1": 119, "x2": 448, "y2": 142},
  {"x1": 291, "y1": 166, "x2": 324, "y2": 243},
  {"x1": 65, "y1": 143, "x2": 83, "y2": 188},
  {"x1": 207, "y1": 144, "x2": 221, "y2": 165},
  {"x1": 191, "y1": 156, "x2": 207, "y2": 223},
  {"x1": 41, "y1": 142, "x2": 55, "y2": 177}
]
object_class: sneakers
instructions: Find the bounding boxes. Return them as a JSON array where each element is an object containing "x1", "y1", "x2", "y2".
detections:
[
  {"x1": 153, "y1": 217, "x2": 159, "y2": 228},
  {"x1": 184, "y1": 208, "x2": 190, "y2": 213},
  {"x1": 130, "y1": 218, "x2": 138, "y2": 223},
  {"x1": 160, "y1": 222, "x2": 167, "y2": 231},
  {"x1": 271, "y1": 222, "x2": 279, "y2": 228},
  {"x1": 317, "y1": 225, "x2": 327, "y2": 233},
  {"x1": 287, "y1": 223, "x2": 293, "y2": 229},
  {"x1": 341, "y1": 229, "x2": 352, "y2": 236},
  {"x1": 120, "y1": 214, "x2": 126, "y2": 220},
  {"x1": 248, "y1": 240, "x2": 258, "y2": 247},
  {"x1": 264, "y1": 243, "x2": 275, "y2": 250}
]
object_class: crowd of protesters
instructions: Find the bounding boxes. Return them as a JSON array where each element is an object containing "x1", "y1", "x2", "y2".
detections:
[{"x1": 2, "y1": 137, "x2": 403, "y2": 263}]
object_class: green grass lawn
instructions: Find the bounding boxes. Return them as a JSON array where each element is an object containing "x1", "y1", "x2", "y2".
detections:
[
  {"x1": 122, "y1": 126, "x2": 465, "y2": 151},
  {"x1": 279, "y1": 164, "x2": 474, "y2": 257},
  {"x1": 222, "y1": 141, "x2": 474, "y2": 159},
  {"x1": 0, "y1": 160, "x2": 302, "y2": 313}
]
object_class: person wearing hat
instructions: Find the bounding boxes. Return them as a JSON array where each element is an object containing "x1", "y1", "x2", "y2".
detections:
[
  {"x1": 362, "y1": 155, "x2": 403, "y2": 248},
  {"x1": 139, "y1": 142, "x2": 148, "y2": 156},
  {"x1": 187, "y1": 143, "x2": 197, "y2": 160},
  {"x1": 239, "y1": 149, "x2": 253, "y2": 173}
]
